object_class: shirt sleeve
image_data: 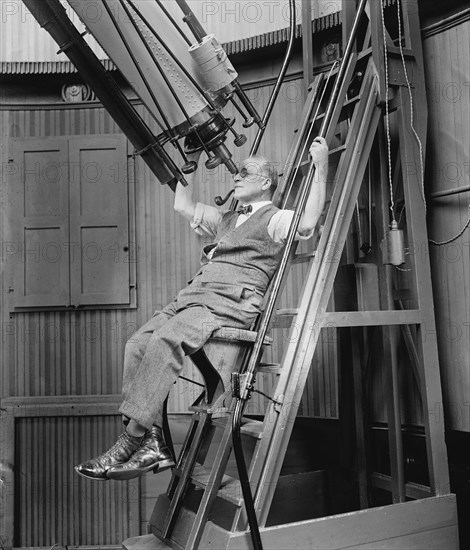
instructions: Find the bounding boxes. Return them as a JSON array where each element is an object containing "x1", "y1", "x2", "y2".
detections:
[
  {"x1": 268, "y1": 209, "x2": 315, "y2": 243},
  {"x1": 190, "y1": 202, "x2": 226, "y2": 238}
]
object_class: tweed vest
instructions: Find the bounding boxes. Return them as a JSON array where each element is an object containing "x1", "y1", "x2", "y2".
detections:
[{"x1": 194, "y1": 204, "x2": 284, "y2": 293}]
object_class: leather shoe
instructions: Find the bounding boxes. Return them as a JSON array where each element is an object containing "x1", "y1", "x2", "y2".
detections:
[
  {"x1": 107, "y1": 426, "x2": 175, "y2": 480},
  {"x1": 75, "y1": 432, "x2": 143, "y2": 480}
]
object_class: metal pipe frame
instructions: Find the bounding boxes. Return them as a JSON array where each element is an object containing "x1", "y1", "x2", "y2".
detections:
[{"x1": 250, "y1": 0, "x2": 297, "y2": 156}]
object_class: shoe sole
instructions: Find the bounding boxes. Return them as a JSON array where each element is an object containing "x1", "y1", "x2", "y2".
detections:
[
  {"x1": 74, "y1": 466, "x2": 109, "y2": 481},
  {"x1": 107, "y1": 458, "x2": 175, "y2": 481}
]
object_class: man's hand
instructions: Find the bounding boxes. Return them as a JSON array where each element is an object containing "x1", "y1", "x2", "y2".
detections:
[{"x1": 309, "y1": 136, "x2": 328, "y2": 167}]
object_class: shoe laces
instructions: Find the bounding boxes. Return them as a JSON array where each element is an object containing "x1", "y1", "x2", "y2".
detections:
[{"x1": 102, "y1": 433, "x2": 137, "y2": 460}]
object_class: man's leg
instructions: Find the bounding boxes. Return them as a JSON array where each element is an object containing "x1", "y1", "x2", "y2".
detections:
[
  {"x1": 118, "y1": 305, "x2": 221, "y2": 430},
  {"x1": 121, "y1": 307, "x2": 176, "y2": 430},
  {"x1": 75, "y1": 308, "x2": 177, "y2": 480},
  {"x1": 107, "y1": 305, "x2": 222, "y2": 480},
  {"x1": 76, "y1": 305, "x2": 221, "y2": 480}
]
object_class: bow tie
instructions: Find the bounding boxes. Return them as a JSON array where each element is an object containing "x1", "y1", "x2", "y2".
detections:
[{"x1": 237, "y1": 204, "x2": 253, "y2": 215}]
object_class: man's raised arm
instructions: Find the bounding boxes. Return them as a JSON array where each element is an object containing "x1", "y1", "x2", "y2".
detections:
[
  {"x1": 173, "y1": 151, "x2": 202, "y2": 222},
  {"x1": 297, "y1": 136, "x2": 329, "y2": 237}
]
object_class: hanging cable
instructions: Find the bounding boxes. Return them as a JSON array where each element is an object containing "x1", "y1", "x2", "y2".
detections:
[
  {"x1": 380, "y1": 0, "x2": 396, "y2": 222},
  {"x1": 396, "y1": 0, "x2": 426, "y2": 209}
]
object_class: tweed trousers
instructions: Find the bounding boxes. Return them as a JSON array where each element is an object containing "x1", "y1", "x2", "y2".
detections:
[{"x1": 119, "y1": 275, "x2": 263, "y2": 430}]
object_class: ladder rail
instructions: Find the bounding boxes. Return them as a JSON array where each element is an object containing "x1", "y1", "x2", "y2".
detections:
[{"x1": 245, "y1": 69, "x2": 382, "y2": 527}]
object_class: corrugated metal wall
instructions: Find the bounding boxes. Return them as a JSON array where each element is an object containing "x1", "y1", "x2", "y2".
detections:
[
  {"x1": 2, "y1": 77, "x2": 338, "y2": 546},
  {"x1": 15, "y1": 416, "x2": 139, "y2": 547},
  {"x1": 423, "y1": 18, "x2": 470, "y2": 432}
]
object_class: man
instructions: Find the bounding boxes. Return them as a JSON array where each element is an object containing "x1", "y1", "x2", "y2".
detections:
[{"x1": 75, "y1": 136, "x2": 328, "y2": 481}]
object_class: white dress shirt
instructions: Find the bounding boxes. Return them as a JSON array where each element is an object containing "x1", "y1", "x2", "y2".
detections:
[{"x1": 191, "y1": 201, "x2": 313, "y2": 244}]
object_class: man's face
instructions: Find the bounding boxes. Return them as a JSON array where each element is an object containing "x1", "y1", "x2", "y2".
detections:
[{"x1": 233, "y1": 158, "x2": 270, "y2": 203}]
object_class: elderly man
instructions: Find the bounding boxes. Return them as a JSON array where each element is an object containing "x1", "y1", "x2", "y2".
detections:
[{"x1": 75, "y1": 136, "x2": 328, "y2": 481}]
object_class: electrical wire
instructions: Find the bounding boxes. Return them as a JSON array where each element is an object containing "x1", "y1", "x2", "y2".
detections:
[
  {"x1": 380, "y1": 0, "x2": 396, "y2": 222},
  {"x1": 396, "y1": 0, "x2": 426, "y2": 209}
]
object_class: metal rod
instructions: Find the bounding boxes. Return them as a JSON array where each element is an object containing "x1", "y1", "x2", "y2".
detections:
[
  {"x1": 250, "y1": 0, "x2": 297, "y2": 156},
  {"x1": 232, "y1": 80, "x2": 264, "y2": 128},
  {"x1": 155, "y1": 0, "x2": 192, "y2": 46},
  {"x1": 232, "y1": 399, "x2": 263, "y2": 550},
  {"x1": 229, "y1": 94, "x2": 255, "y2": 127},
  {"x1": 430, "y1": 184, "x2": 470, "y2": 200},
  {"x1": 174, "y1": 0, "x2": 207, "y2": 41},
  {"x1": 320, "y1": 0, "x2": 368, "y2": 136}
]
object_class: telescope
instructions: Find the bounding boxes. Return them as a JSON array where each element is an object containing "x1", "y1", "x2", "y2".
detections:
[{"x1": 64, "y1": 0, "x2": 263, "y2": 178}]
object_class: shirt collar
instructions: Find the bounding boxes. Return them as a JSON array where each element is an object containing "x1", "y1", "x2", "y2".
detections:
[{"x1": 240, "y1": 201, "x2": 272, "y2": 215}]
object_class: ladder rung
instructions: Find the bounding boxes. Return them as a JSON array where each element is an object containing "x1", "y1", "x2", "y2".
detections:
[
  {"x1": 314, "y1": 94, "x2": 361, "y2": 121},
  {"x1": 258, "y1": 362, "x2": 282, "y2": 374},
  {"x1": 190, "y1": 464, "x2": 234, "y2": 489},
  {"x1": 240, "y1": 419, "x2": 264, "y2": 438},
  {"x1": 329, "y1": 144, "x2": 348, "y2": 156},
  {"x1": 218, "y1": 479, "x2": 243, "y2": 506},
  {"x1": 276, "y1": 308, "x2": 298, "y2": 317},
  {"x1": 273, "y1": 309, "x2": 423, "y2": 328},
  {"x1": 212, "y1": 417, "x2": 264, "y2": 439},
  {"x1": 190, "y1": 465, "x2": 243, "y2": 507},
  {"x1": 291, "y1": 251, "x2": 316, "y2": 265}
]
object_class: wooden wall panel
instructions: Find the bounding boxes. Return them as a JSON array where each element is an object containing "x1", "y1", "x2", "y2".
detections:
[{"x1": 423, "y1": 19, "x2": 470, "y2": 432}]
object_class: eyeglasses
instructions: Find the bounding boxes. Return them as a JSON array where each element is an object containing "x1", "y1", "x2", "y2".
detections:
[{"x1": 238, "y1": 167, "x2": 268, "y2": 180}]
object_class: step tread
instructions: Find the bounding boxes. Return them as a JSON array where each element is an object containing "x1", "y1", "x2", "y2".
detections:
[
  {"x1": 212, "y1": 417, "x2": 264, "y2": 439},
  {"x1": 122, "y1": 533, "x2": 171, "y2": 550}
]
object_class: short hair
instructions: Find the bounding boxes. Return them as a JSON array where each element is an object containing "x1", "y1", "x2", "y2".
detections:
[{"x1": 246, "y1": 155, "x2": 279, "y2": 197}]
